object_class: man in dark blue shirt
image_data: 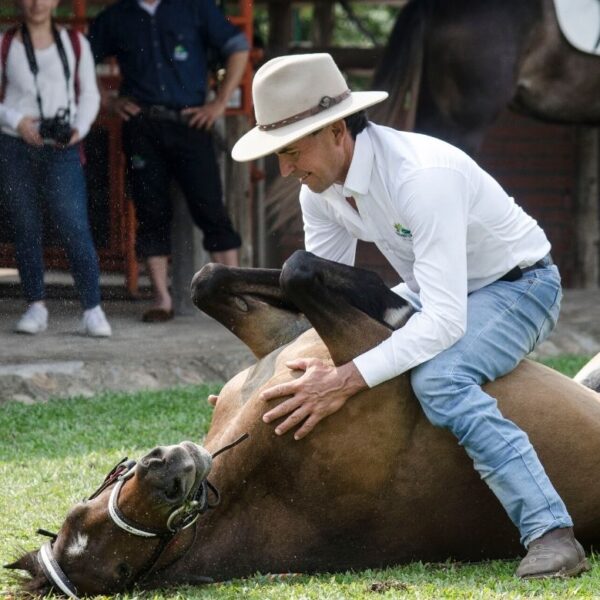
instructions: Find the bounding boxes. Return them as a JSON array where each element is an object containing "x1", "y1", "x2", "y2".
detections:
[{"x1": 89, "y1": 0, "x2": 249, "y2": 322}]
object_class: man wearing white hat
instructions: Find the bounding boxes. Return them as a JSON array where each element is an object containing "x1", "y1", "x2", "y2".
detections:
[{"x1": 232, "y1": 53, "x2": 588, "y2": 579}]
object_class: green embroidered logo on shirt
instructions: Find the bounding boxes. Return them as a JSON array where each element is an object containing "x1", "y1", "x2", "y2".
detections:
[
  {"x1": 394, "y1": 223, "x2": 412, "y2": 238},
  {"x1": 174, "y1": 45, "x2": 189, "y2": 61}
]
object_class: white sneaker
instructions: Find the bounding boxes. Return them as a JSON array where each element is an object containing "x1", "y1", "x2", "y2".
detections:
[
  {"x1": 81, "y1": 305, "x2": 112, "y2": 337},
  {"x1": 15, "y1": 303, "x2": 48, "y2": 334}
]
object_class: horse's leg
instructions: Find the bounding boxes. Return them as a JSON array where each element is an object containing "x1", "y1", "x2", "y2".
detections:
[
  {"x1": 191, "y1": 264, "x2": 310, "y2": 359},
  {"x1": 279, "y1": 251, "x2": 413, "y2": 365}
]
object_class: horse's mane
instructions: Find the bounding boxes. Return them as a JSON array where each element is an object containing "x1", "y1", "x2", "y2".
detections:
[
  {"x1": 370, "y1": 0, "x2": 431, "y2": 127},
  {"x1": 373, "y1": 0, "x2": 422, "y2": 87}
]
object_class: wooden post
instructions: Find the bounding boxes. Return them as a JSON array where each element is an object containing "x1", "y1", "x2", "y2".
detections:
[
  {"x1": 267, "y1": 0, "x2": 292, "y2": 56},
  {"x1": 573, "y1": 127, "x2": 600, "y2": 288},
  {"x1": 170, "y1": 114, "x2": 250, "y2": 312},
  {"x1": 170, "y1": 182, "x2": 207, "y2": 315},
  {"x1": 224, "y1": 115, "x2": 253, "y2": 266},
  {"x1": 312, "y1": 1, "x2": 334, "y2": 47},
  {"x1": 254, "y1": 157, "x2": 267, "y2": 267}
]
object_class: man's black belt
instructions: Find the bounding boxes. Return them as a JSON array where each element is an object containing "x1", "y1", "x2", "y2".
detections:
[
  {"x1": 498, "y1": 253, "x2": 554, "y2": 283},
  {"x1": 136, "y1": 104, "x2": 226, "y2": 148},
  {"x1": 139, "y1": 104, "x2": 188, "y2": 124}
]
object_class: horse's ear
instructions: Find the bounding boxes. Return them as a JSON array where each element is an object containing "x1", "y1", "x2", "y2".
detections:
[
  {"x1": 4, "y1": 550, "x2": 38, "y2": 574},
  {"x1": 5, "y1": 550, "x2": 53, "y2": 597}
]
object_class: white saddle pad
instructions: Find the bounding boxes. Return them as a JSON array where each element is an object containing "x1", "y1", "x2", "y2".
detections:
[{"x1": 554, "y1": 0, "x2": 600, "y2": 55}]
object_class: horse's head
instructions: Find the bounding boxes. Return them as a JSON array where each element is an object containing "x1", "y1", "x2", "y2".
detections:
[{"x1": 5, "y1": 441, "x2": 214, "y2": 598}]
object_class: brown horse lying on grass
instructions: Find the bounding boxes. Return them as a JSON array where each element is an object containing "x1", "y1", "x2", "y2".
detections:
[{"x1": 6, "y1": 252, "x2": 600, "y2": 597}]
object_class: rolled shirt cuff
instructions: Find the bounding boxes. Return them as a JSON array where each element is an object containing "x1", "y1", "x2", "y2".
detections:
[
  {"x1": 352, "y1": 340, "x2": 398, "y2": 389},
  {"x1": 3, "y1": 107, "x2": 24, "y2": 132},
  {"x1": 222, "y1": 32, "x2": 250, "y2": 56},
  {"x1": 73, "y1": 118, "x2": 91, "y2": 139}
]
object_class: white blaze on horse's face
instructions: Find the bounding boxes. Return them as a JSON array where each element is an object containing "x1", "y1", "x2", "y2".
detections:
[{"x1": 65, "y1": 532, "x2": 89, "y2": 558}]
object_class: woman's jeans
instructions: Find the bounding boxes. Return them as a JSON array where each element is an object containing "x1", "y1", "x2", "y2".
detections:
[
  {"x1": 0, "y1": 134, "x2": 101, "y2": 309},
  {"x1": 410, "y1": 265, "x2": 571, "y2": 547}
]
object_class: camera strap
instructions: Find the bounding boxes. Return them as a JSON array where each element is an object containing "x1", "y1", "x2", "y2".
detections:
[
  {"x1": 21, "y1": 22, "x2": 71, "y2": 120},
  {"x1": 0, "y1": 27, "x2": 18, "y2": 102}
]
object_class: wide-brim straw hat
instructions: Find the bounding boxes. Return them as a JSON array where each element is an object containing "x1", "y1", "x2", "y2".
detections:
[{"x1": 232, "y1": 53, "x2": 388, "y2": 162}]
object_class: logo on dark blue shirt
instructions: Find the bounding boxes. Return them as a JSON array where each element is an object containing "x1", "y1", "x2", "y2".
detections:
[{"x1": 173, "y1": 45, "x2": 189, "y2": 61}]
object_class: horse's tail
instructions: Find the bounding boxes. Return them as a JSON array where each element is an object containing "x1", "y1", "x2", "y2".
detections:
[{"x1": 370, "y1": 0, "x2": 430, "y2": 130}]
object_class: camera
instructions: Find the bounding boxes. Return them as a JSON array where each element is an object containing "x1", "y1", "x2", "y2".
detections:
[{"x1": 39, "y1": 108, "x2": 72, "y2": 145}]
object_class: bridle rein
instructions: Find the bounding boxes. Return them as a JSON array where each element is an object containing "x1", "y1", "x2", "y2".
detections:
[{"x1": 36, "y1": 434, "x2": 249, "y2": 600}]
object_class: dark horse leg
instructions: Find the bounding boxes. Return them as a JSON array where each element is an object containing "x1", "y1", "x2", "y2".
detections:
[
  {"x1": 279, "y1": 251, "x2": 413, "y2": 365},
  {"x1": 192, "y1": 255, "x2": 413, "y2": 363},
  {"x1": 191, "y1": 263, "x2": 310, "y2": 359}
]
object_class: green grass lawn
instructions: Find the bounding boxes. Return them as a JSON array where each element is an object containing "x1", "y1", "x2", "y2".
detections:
[{"x1": 0, "y1": 356, "x2": 596, "y2": 599}]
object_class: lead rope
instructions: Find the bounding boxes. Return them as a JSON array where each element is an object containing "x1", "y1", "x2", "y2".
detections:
[
  {"x1": 183, "y1": 432, "x2": 250, "y2": 517},
  {"x1": 200, "y1": 432, "x2": 250, "y2": 510},
  {"x1": 212, "y1": 432, "x2": 249, "y2": 458}
]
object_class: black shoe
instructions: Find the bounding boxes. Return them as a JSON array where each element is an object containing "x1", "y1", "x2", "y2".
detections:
[{"x1": 516, "y1": 527, "x2": 590, "y2": 579}]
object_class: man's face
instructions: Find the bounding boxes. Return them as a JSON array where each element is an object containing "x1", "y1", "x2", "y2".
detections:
[{"x1": 276, "y1": 123, "x2": 346, "y2": 194}]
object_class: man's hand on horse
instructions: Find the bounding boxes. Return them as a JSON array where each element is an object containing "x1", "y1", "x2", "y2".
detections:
[{"x1": 261, "y1": 358, "x2": 367, "y2": 440}]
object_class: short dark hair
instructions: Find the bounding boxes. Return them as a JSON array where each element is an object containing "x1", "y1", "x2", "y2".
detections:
[{"x1": 344, "y1": 110, "x2": 368, "y2": 139}]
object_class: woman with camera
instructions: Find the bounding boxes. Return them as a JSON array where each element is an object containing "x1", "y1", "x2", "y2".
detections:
[{"x1": 0, "y1": 0, "x2": 111, "y2": 336}]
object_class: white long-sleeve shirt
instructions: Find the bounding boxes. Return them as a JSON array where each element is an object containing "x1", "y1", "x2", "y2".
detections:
[
  {"x1": 300, "y1": 123, "x2": 550, "y2": 388},
  {"x1": 0, "y1": 29, "x2": 99, "y2": 139}
]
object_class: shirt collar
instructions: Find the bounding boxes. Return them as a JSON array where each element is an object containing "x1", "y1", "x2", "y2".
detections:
[
  {"x1": 342, "y1": 125, "x2": 374, "y2": 198},
  {"x1": 137, "y1": 0, "x2": 162, "y2": 14}
]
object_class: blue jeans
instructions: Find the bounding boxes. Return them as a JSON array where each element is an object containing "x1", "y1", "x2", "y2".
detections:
[
  {"x1": 410, "y1": 265, "x2": 572, "y2": 547},
  {"x1": 0, "y1": 134, "x2": 101, "y2": 309}
]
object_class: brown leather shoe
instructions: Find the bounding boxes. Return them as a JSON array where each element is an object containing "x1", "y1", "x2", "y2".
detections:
[
  {"x1": 516, "y1": 527, "x2": 590, "y2": 579},
  {"x1": 142, "y1": 308, "x2": 174, "y2": 323}
]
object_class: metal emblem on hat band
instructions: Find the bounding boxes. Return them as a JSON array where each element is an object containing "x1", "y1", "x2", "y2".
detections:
[{"x1": 258, "y1": 89, "x2": 351, "y2": 131}]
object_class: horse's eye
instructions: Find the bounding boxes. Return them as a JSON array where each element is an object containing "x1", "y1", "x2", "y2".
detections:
[{"x1": 116, "y1": 563, "x2": 132, "y2": 580}]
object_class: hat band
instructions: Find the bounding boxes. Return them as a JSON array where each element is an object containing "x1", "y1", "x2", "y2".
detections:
[{"x1": 258, "y1": 89, "x2": 351, "y2": 131}]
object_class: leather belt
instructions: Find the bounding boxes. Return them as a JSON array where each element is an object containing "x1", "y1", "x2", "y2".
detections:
[
  {"x1": 498, "y1": 253, "x2": 554, "y2": 283},
  {"x1": 139, "y1": 104, "x2": 188, "y2": 124}
]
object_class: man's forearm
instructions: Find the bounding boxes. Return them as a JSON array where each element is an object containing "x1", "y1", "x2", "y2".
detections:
[
  {"x1": 215, "y1": 51, "x2": 249, "y2": 106},
  {"x1": 96, "y1": 77, "x2": 115, "y2": 111}
]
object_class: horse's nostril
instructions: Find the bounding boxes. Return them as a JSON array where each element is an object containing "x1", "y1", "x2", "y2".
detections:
[
  {"x1": 165, "y1": 478, "x2": 182, "y2": 500},
  {"x1": 142, "y1": 455, "x2": 165, "y2": 469}
]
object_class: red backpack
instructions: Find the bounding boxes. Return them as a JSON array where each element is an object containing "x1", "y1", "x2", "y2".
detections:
[{"x1": 0, "y1": 25, "x2": 81, "y2": 102}]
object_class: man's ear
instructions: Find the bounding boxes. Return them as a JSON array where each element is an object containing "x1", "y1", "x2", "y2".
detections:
[{"x1": 330, "y1": 119, "x2": 347, "y2": 144}]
